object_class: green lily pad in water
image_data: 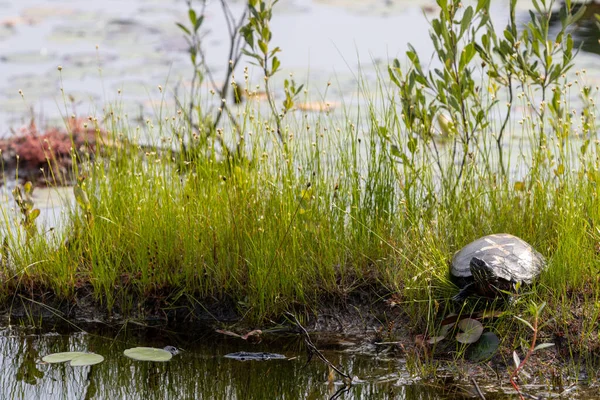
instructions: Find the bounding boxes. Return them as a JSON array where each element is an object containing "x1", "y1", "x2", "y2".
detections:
[
  {"x1": 124, "y1": 347, "x2": 173, "y2": 362},
  {"x1": 42, "y1": 352, "x2": 104, "y2": 366},
  {"x1": 468, "y1": 332, "x2": 500, "y2": 362},
  {"x1": 455, "y1": 318, "x2": 484, "y2": 344}
]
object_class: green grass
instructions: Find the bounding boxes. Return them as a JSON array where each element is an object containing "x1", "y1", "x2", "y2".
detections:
[
  {"x1": 0, "y1": 0, "x2": 598, "y2": 383},
  {"x1": 2, "y1": 76, "x2": 597, "y2": 316},
  {"x1": 0, "y1": 71, "x2": 597, "y2": 383}
]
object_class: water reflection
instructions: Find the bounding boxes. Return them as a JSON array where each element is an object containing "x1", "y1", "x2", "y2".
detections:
[{"x1": 0, "y1": 323, "x2": 514, "y2": 400}]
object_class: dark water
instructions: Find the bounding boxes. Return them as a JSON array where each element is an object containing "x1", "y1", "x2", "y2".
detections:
[{"x1": 0, "y1": 322, "x2": 526, "y2": 400}]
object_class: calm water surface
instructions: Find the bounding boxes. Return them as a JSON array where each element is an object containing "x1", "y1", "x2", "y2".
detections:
[
  {"x1": 0, "y1": 322, "x2": 542, "y2": 399},
  {"x1": 0, "y1": 2, "x2": 599, "y2": 399},
  {"x1": 0, "y1": 0, "x2": 598, "y2": 134}
]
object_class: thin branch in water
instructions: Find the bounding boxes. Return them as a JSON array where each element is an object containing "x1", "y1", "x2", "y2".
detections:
[
  {"x1": 284, "y1": 312, "x2": 353, "y2": 382},
  {"x1": 470, "y1": 377, "x2": 486, "y2": 400}
]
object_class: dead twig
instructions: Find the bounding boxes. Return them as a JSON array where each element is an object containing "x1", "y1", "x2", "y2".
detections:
[
  {"x1": 328, "y1": 384, "x2": 351, "y2": 400},
  {"x1": 470, "y1": 377, "x2": 486, "y2": 400},
  {"x1": 284, "y1": 312, "x2": 352, "y2": 382}
]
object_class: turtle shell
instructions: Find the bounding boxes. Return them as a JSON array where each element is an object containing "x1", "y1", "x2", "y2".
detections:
[{"x1": 451, "y1": 233, "x2": 546, "y2": 285}]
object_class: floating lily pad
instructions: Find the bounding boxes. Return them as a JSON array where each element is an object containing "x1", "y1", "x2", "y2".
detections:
[
  {"x1": 42, "y1": 351, "x2": 104, "y2": 366},
  {"x1": 455, "y1": 318, "x2": 484, "y2": 344},
  {"x1": 124, "y1": 347, "x2": 173, "y2": 362},
  {"x1": 468, "y1": 332, "x2": 500, "y2": 362},
  {"x1": 69, "y1": 353, "x2": 105, "y2": 366}
]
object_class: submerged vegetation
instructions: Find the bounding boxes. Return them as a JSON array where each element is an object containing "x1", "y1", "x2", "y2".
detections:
[{"x1": 1, "y1": 0, "x2": 600, "y2": 389}]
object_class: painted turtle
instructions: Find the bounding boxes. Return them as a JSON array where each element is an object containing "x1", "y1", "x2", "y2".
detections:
[{"x1": 450, "y1": 233, "x2": 546, "y2": 302}]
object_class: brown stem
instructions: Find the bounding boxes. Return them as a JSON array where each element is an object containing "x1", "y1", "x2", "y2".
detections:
[
  {"x1": 496, "y1": 74, "x2": 512, "y2": 178},
  {"x1": 510, "y1": 314, "x2": 539, "y2": 400},
  {"x1": 285, "y1": 312, "x2": 353, "y2": 382},
  {"x1": 470, "y1": 377, "x2": 486, "y2": 400}
]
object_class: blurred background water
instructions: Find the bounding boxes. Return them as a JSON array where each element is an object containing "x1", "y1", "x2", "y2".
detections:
[{"x1": 0, "y1": 0, "x2": 597, "y2": 135}]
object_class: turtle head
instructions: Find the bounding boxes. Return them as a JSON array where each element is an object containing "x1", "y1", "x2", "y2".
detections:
[
  {"x1": 469, "y1": 257, "x2": 497, "y2": 284},
  {"x1": 467, "y1": 257, "x2": 520, "y2": 303}
]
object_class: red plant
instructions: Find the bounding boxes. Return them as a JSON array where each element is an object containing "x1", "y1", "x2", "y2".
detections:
[{"x1": 0, "y1": 118, "x2": 102, "y2": 185}]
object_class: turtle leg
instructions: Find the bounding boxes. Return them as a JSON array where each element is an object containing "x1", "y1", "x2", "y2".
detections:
[{"x1": 452, "y1": 283, "x2": 476, "y2": 302}]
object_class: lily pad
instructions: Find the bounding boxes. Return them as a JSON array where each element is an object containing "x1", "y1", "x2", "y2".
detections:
[
  {"x1": 124, "y1": 347, "x2": 173, "y2": 362},
  {"x1": 455, "y1": 318, "x2": 484, "y2": 344},
  {"x1": 468, "y1": 332, "x2": 500, "y2": 362},
  {"x1": 42, "y1": 351, "x2": 104, "y2": 366},
  {"x1": 69, "y1": 353, "x2": 105, "y2": 366}
]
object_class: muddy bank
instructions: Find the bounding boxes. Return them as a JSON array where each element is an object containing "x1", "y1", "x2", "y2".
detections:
[
  {"x1": 2, "y1": 285, "x2": 407, "y2": 335},
  {"x1": 2, "y1": 284, "x2": 599, "y2": 390}
]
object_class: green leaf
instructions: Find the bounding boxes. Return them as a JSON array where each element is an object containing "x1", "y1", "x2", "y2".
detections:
[
  {"x1": 477, "y1": 12, "x2": 490, "y2": 30},
  {"x1": 258, "y1": 40, "x2": 268, "y2": 56},
  {"x1": 271, "y1": 57, "x2": 280, "y2": 74},
  {"x1": 378, "y1": 126, "x2": 388, "y2": 138},
  {"x1": 514, "y1": 315, "x2": 534, "y2": 331},
  {"x1": 194, "y1": 16, "x2": 204, "y2": 32},
  {"x1": 74, "y1": 185, "x2": 90, "y2": 210},
  {"x1": 388, "y1": 65, "x2": 401, "y2": 87},
  {"x1": 390, "y1": 145, "x2": 402, "y2": 159},
  {"x1": 468, "y1": 332, "x2": 500, "y2": 362},
  {"x1": 124, "y1": 347, "x2": 173, "y2": 362},
  {"x1": 581, "y1": 139, "x2": 590, "y2": 155},
  {"x1": 437, "y1": 114, "x2": 453, "y2": 137},
  {"x1": 188, "y1": 9, "x2": 197, "y2": 27},
  {"x1": 43, "y1": 352, "x2": 104, "y2": 367},
  {"x1": 513, "y1": 350, "x2": 521, "y2": 368},
  {"x1": 406, "y1": 46, "x2": 423, "y2": 75},
  {"x1": 476, "y1": 0, "x2": 489, "y2": 13},
  {"x1": 533, "y1": 342, "x2": 555, "y2": 352},
  {"x1": 459, "y1": 43, "x2": 476, "y2": 70},
  {"x1": 27, "y1": 209, "x2": 40, "y2": 222},
  {"x1": 407, "y1": 137, "x2": 418, "y2": 154},
  {"x1": 240, "y1": 26, "x2": 254, "y2": 49},
  {"x1": 455, "y1": 318, "x2": 484, "y2": 344},
  {"x1": 269, "y1": 46, "x2": 281, "y2": 57},
  {"x1": 459, "y1": 6, "x2": 474, "y2": 39},
  {"x1": 241, "y1": 49, "x2": 263, "y2": 65},
  {"x1": 176, "y1": 22, "x2": 191, "y2": 35},
  {"x1": 537, "y1": 301, "x2": 547, "y2": 315},
  {"x1": 432, "y1": 19, "x2": 442, "y2": 37},
  {"x1": 263, "y1": 25, "x2": 272, "y2": 41},
  {"x1": 570, "y1": 3, "x2": 587, "y2": 25}
]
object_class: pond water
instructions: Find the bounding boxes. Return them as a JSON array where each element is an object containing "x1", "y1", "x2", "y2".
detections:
[
  {"x1": 0, "y1": 0, "x2": 599, "y2": 134},
  {"x1": 0, "y1": 2, "x2": 600, "y2": 399},
  {"x1": 0, "y1": 321, "x2": 566, "y2": 400}
]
